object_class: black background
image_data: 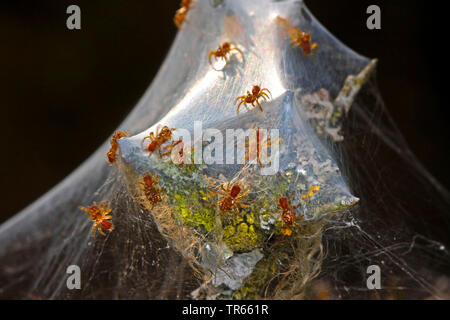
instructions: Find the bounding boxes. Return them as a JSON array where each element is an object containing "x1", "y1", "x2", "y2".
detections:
[{"x1": 1, "y1": 0, "x2": 448, "y2": 223}]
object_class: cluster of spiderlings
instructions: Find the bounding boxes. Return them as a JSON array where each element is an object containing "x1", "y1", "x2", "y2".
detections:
[
  {"x1": 85, "y1": 124, "x2": 187, "y2": 237},
  {"x1": 207, "y1": 40, "x2": 273, "y2": 113},
  {"x1": 88, "y1": 7, "x2": 321, "y2": 240},
  {"x1": 80, "y1": 131, "x2": 129, "y2": 237},
  {"x1": 201, "y1": 21, "x2": 320, "y2": 237}
]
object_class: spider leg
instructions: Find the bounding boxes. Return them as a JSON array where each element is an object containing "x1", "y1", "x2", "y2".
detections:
[
  {"x1": 98, "y1": 225, "x2": 106, "y2": 236},
  {"x1": 160, "y1": 149, "x2": 173, "y2": 157},
  {"x1": 210, "y1": 188, "x2": 228, "y2": 197},
  {"x1": 229, "y1": 42, "x2": 243, "y2": 58},
  {"x1": 260, "y1": 92, "x2": 271, "y2": 101},
  {"x1": 236, "y1": 187, "x2": 249, "y2": 199},
  {"x1": 293, "y1": 203, "x2": 301, "y2": 209},
  {"x1": 259, "y1": 94, "x2": 268, "y2": 102},
  {"x1": 261, "y1": 88, "x2": 272, "y2": 98},
  {"x1": 161, "y1": 140, "x2": 179, "y2": 154},
  {"x1": 244, "y1": 137, "x2": 250, "y2": 145},
  {"x1": 208, "y1": 51, "x2": 215, "y2": 65},
  {"x1": 259, "y1": 91, "x2": 270, "y2": 100},
  {"x1": 236, "y1": 100, "x2": 246, "y2": 114},
  {"x1": 234, "y1": 95, "x2": 246, "y2": 104},
  {"x1": 234, "y1": 206, "x2": 243, "y2": 217},
  {"x1": 142, "y1": 132, "x2": 156, "y2": 144},
  {"x1": 231, "y1": 46, "x2": 243, "y2": 56},
  {"x1": 236, "y1": 200, "x2": 248, "y2": 208},
  {"x1": 91, "y1": 224, "x2": 98, "y2": 237},
  {"x1": 255, "y1": 99, "x2": 263, "y2": 112},
  {"x1": 221, "y1": 185, "x2": 228, "y2": 193}
]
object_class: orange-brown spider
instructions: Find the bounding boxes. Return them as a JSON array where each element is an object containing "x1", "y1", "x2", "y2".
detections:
[
  {"x1": 208, "y1": 41, "x2": 243, "y2": 70},
  {"x1": 142, "y1": 125, "x2": 179, "y2": 157},
  {"x1": 289, "y1": 29, "x2": 318, "y2": 55},
  {"x1": 107, "y1": 131, "x2": 129, "y2": 164},
  {"x1": 235, "y1": 85, "x2": 272, "y2": 114},
  {"x1": 142, "y1": 173, "x2": 163, "y2": 209},
  {"x1": 273, "y1": 195, "x2": 301, "y2": 236},
  {"x1": 211, "y1": 181, "x2": 249, "y2": 216},
  {"x1": 273, "y1": 186, "x2": 320, "y2": 236},
  {"x1": 276, "y1": 16, "x2": 318, "y2": 55},
  {"x1": 174, "y1": 0, "x2": 194, "y2": 28},
  {"x1": 80, "y1": 201, "x2": 114, "y2": 237}
]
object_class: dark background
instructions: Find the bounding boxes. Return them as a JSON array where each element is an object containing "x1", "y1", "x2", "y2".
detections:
[{"x1": 0, "y1": 0, "x2": 448, "y2": 223}]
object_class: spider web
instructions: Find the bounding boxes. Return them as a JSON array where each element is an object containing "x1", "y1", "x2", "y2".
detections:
[{"x1": 0, "y1": 0, "x2": 449, "y2": 299}]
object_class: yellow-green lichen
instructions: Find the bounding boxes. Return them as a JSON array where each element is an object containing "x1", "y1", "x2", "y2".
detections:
[
  {"x1": 222, "y1": 212, "x2": 261, "y2": 252},
  {"x1": 171, "y1": 192, "x2": 217, "y2": 233}
]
